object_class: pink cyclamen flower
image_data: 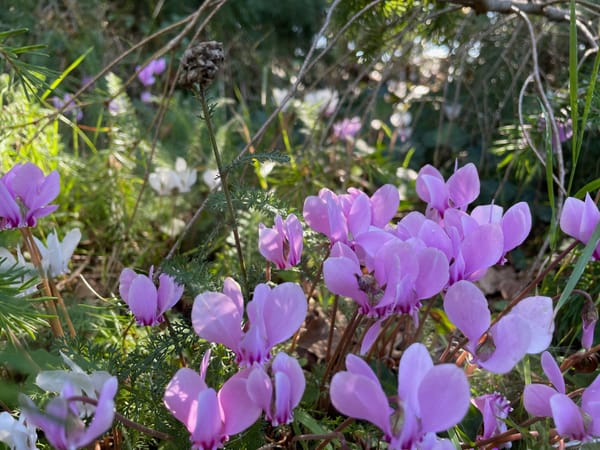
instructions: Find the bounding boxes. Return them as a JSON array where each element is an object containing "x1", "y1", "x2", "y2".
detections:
[
  {"x1": 259, "y1": 214, "x2": 303, "y2": 269},
  {"x1": 164, "y1": 351, "x2": 261, "y2": 450},
  {"x1": 303, "y1": 184, "x2": 399, "y2": 245},
  {"x1": 22, "y1": 376, "x2": 117, "y2": 450},
  {"x1": 560, "y1": 194, "x2": 600, "y2": 260},
  {"x1": 137, "y1": 58, "x2": 166, "y2": 87},
  {"x1": 416, "y1": 162, "x2": 480, "y2": 221},
  {"x1": 524, "y1": 351, "x2": 600, "y2": 442},
  {"x1": 332, "y1": 116, "x2": 361, "y2": 141},
  {"x1": 247, "y1": 352, "x2": 305, "y2": 426},
  {"x1": 0, "y1": 163, "x2": 60, "y2": 230},
  {"x1": 192, "y1": 278, "x2": 307, "y2": 367},
  {"x1": 119, "y1": 266, "x2": 183, "y2": 326},
  {"x1": 330, "y1": 344, "x2": 470, "y2": 450},
  {"x1": 473, "y1": 393, "x2": 512, "y2": 448},
  {"x1": 444, "y1": 280, "x2": 554, "y2": 374},
  {"x1": 470, "y1": 202, "x2": 532, "y2": 264}
]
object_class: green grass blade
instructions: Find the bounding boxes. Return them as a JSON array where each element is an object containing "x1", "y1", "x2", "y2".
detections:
[
  {"x1": 41, "y1": 47, "x2": 92, "y2": 101},
  {"x1": 554, "y1": 220, "x2": 600, "y2": 314}
]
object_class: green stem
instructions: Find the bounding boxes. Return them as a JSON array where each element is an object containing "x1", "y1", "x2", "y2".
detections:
[{"x1": 197, "y1": 86, "x2": 249, "y2": 298}]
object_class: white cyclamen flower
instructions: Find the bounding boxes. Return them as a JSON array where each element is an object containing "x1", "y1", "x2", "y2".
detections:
[
  {"x1": 36, "y1": 352, "x2": 113, "y2": 418},
  {"x1": 149, "y1": 167, "x2": 179, "y2": 196},
  {"x1": 174, "y1": 157, "x2": 197, "y2": 193},
  {"x1": 0, "y1": 412, "x2": 38, "y2": 450},
  {"x1": 33, "y1": 228, "x2": 81, "y2": 278}
]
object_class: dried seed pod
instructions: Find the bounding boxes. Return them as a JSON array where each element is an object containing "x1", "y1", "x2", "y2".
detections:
[{"x1": 179, "y1": 41, "x2": 224, "y2": 89}]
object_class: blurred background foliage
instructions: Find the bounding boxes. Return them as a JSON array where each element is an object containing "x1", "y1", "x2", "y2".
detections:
[{"x1": 1, "y1": 0, "x2": 600, "y2": 448}]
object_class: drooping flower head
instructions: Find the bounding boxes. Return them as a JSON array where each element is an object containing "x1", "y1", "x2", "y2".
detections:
[
  {"x1": 246, "y1": 352, "x2": 305, "y2": 426},
  {"x1": 192, "y1": 278, "x2": 306, "y2": 367},
  {"x1": 415, "y1": 162, "x2": 480, "y2": 221},
  {"x1": 21, "y1": 376, "x2": 117, "y2": 450},
  {"x1": 119, "y1": 266, "x2": 184, "y2": 326},
  {"x1": 258, "y1": 214, "x2": 303, "y2": 269},
  {"x1": 330, "y1": 344, "x2": 470, "y2": 450},
  {"x1": 473, "y1": 392, "x2": 512, "y2": 448},
  {"x1": 33, "y1": 228, "x2": 81, "y2": 278},
  {"x1": 164, "y1": 351, "x2": 262, "y2": 450},
  {"x1": 0, "y1": 163, "x2": 60, "y2": 229},
  {"x1": 524, "y1": 351, "x2": 600, "y2": 443},
  {"x1": 560, "y1": 193, "x2": 600, "y2": 260}
]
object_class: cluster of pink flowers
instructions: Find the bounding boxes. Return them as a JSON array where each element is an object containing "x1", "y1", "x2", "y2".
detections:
[{"x1": 8, "y1": 159, "x2": 600, "y2": 449}]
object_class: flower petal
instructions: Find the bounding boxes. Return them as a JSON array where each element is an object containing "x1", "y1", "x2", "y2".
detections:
[
  {"x1": 192, "y1": 292, "x2": 244, "y2": 352},
  {"x1": 443, "y1": 281, "x2": 490, "y2": 344}
]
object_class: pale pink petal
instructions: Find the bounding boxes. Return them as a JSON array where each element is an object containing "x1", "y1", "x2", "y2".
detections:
[
  {"x1": 541, "y1": 351, "x2": 565, "y2": 394},
  {"x1": 157, "y1": 273, "x2": 183, "y2": 315},
  {"x1": 191, "y1": 388, "x2": 225, "y2": 446},
  {"x1": 271, "y1": 353, "x2": 305, "y2": 410},
  {"x1": 509, "y1": 296, "x2": 554, "y2": 354},
  {"x1": 323, "y1": 255, "x2": 369, "y2": 306},
  {"x1": 416, "y1": 165, "x2": 445, "y2": 205},
  {"x1": 551, "y1": 394, "x2": 587, "y2": 441},
  {"x1": 523, "y1": 383, "x2": 557, "y2": 417},
  {"x1": 127, "y1": 275, "x2": 158, "y2": 325},
  {"x1": 164, "y1": 368, "x2": 207, "y2": 432},
  {"x1": 262, "y1": 282, "x2": 307, "y2": 347},
  {"x1": 461, "y1": 224, "x2": 504, "y2": 280},
  {"x1": 415, "y1": 248, "x2": 449, "y2": 299},
  {"x1": 192, "y1": 292, "x2": 244, "y2": 352},
  {"x1": 397, "y1": 343, "x2": 434, "y2": 412},
  {"x1": 347, "y1": 192, "x2": 371, "y2": 238},
  {"x1": 246, "y1": 366, "x2": 272, "y2": 413},
  {"x1": 360, "y1": 319, "x2": 384, "y2": 355},
  {"x1": 258, "y1": 226, "x2": 285, "y2": 268},
  {"x1": 478, "y1": 314, "x2": 530, "y2": 374},
  {"x1": 285, "y1": 214, "x2": 303, "y2": 266},
  {"x1": 118, "y1": 268, "x2": 137, "y2": 302},
  {"x1": 418, "y1": 364, "x2": 470, "y2": 433},
  {"x1": 443, "y1": 281, "x2": 490, "y2": 344},
  {"x1": 223, "y1": 277, "x2": 244, "y2": 317},
  {"x1": 501, "y1": 202, "x2": 532, "y2": 252},
  {"x1": 370, "y1": 184, "x2": 399, "y2": 228},
  {"x1": 447, "y1": 163, "x2": 479, "y2": 209},
  {"x1": 471, "y1": 205, "x2": 503, "y2": 225},
  {"x1": 219, "y1": 372, "x2": 262, "y2": 435},
  {"x1": 330, "y1": 372, "x2": 392, "y2": 437}
]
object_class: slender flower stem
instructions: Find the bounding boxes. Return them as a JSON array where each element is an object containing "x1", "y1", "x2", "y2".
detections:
[
  {"x1": 20, "y1": 228, "x2": 64, "y2": 338},
  {"x1": 197, "y1": 85, "x2": 249, "y2": 298}
]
